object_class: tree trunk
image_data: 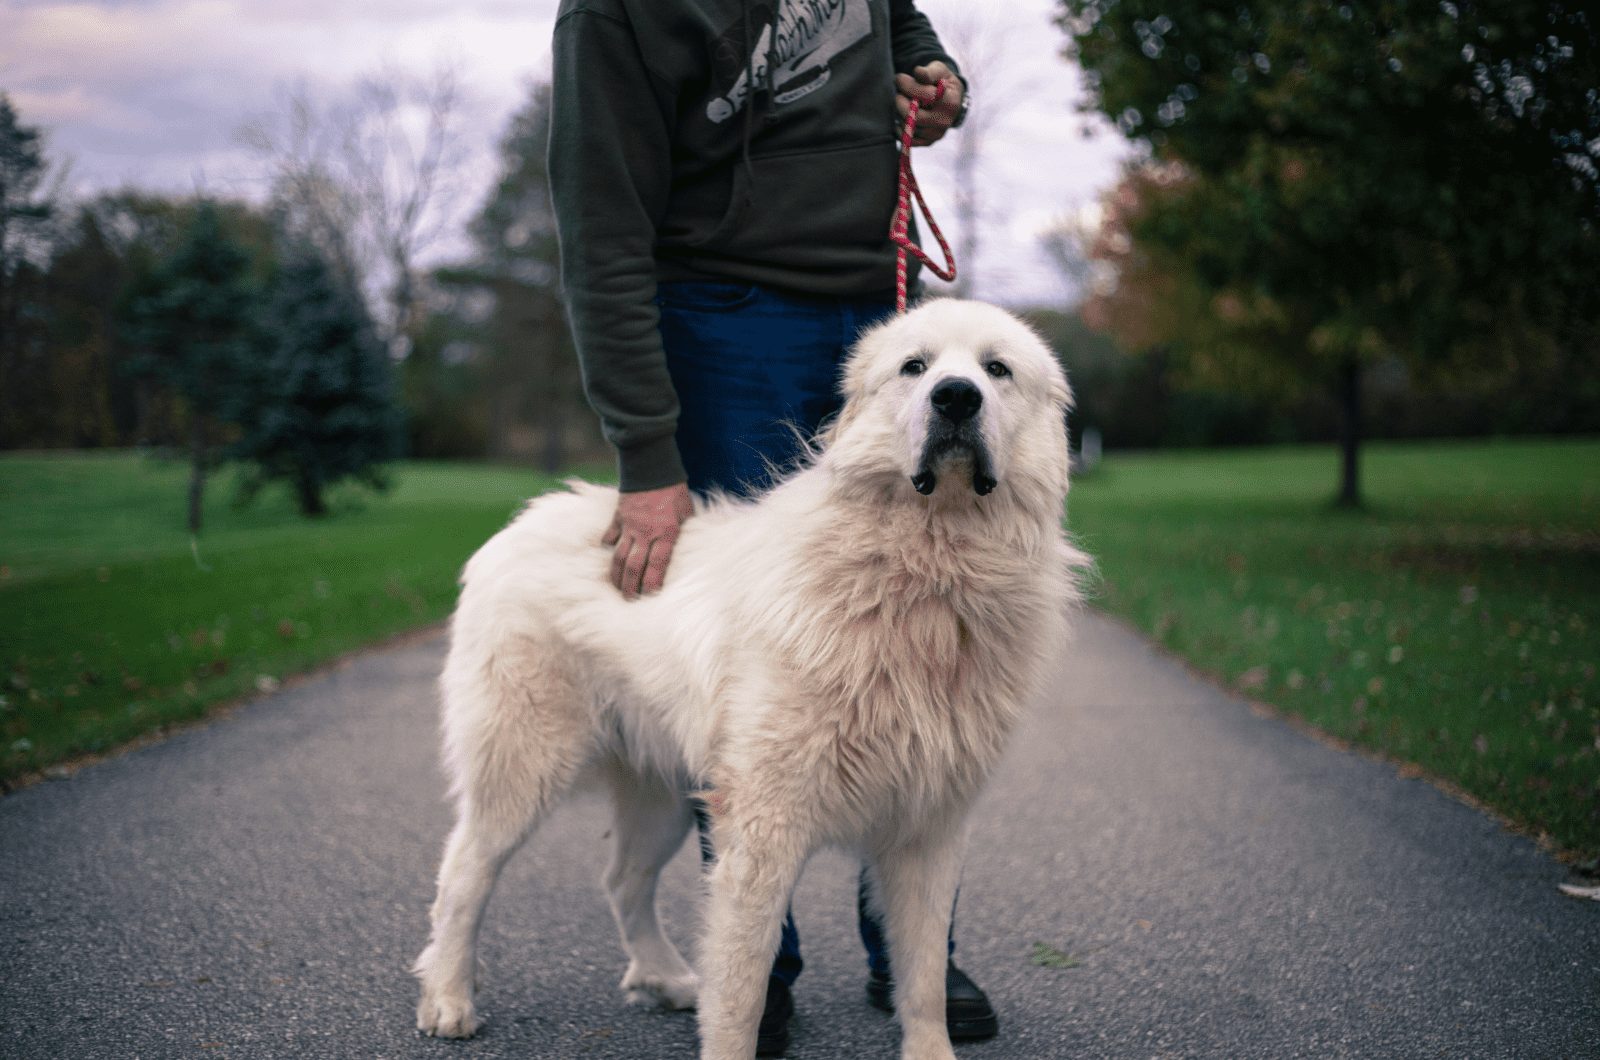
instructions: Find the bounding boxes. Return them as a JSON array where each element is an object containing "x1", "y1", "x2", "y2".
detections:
[
  {"x1": 187, "y1": 415, "x2": 207, "y2": 533},
  {"x1": 1335, "y1": 357, "x2": 1362, "y2": 509},
  {"x1": 539, "y1": 303, "x2": 567, "y2": 474},
  {"x1": 388, "y1": 253, "x2": 415, "y2": 359},
  {"x1": 540, "y1": 397, "x2": 565, "y2": 474},
  {"x1": 954, "y1": 154, "x2": 977, "y2": 299},
  {"x1": 486, "y1": 385, "x2": 512, "y2": 461},
  {"x1": 295, "y1": 474, "x2": 327, "y2": 517}
]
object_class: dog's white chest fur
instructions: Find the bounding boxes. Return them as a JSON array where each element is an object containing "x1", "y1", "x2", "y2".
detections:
[{"x1": 710, "y1": 504, "x2": 1067, "y2": 841}]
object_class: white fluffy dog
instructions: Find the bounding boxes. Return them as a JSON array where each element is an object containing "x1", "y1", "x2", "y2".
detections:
[{"x1": 414, "y1": 300, "x2": 1087, "y2": 1060}]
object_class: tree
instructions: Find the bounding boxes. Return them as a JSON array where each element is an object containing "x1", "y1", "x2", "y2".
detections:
[
  {"x1": 436, "y1": 78, "x2": 596, "y2": 470},
  {"x1": 78, "y1": 192, "x2": 202, "y2": 447},
  {"x1": 918, "y1": 10, "x2": 1026, "y2": 299},
  {"x1": 125, "y1": 202, "x2": 260, "y2": 532},
  {"x1": 36, "y1": 207, "x2": 122, "y2": 447},
  {"x1": 0, "y1": 94, "x2": 65, "y2": 446},
  {"x1": 474, "y1": 79, "x2": 565, "y2": 468},
  {"x1": 0, "y1": 93, "x2": 54, "y2": 329},
  {"x1": 399, "y1": 288, "x2": 491, "y2": 459},
  {"x1": 1060, "y1": 0, "x2": 1600, "y2": 505},
  {"x1": 233, "y1": 243, "x2": 403, "y2": 516},
  {"x1": 238, "y1": 64, "x2": 467, "y2": 358}
]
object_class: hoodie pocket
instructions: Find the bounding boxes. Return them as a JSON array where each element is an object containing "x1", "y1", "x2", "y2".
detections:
[
  {"x1": 696, "y1": 137, "x2": 898, "y2": 263},
  {"x1": 655, "y1": 280, "x2": 761, "y2": 311}
]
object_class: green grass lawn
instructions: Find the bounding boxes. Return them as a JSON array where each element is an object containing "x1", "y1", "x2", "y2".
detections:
[
  {"x1": 1067, "y1": 438, "x2": 1600, "y2": 857},
  {"x1": 1, "y1": 453, "x2": 558, "y2": 784}
]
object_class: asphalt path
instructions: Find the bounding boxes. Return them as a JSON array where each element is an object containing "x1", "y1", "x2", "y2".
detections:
[{"x1": 3, "y1": 615, "x2": 1597, "y2": 1059}]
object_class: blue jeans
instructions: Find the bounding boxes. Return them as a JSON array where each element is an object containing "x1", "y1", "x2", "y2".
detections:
[
  {"x1": 657, "y1": 280, "x2": 954, "y2": 985},
  {"x1": 657, "y1": 280, "x2": 892, "y2": 495}
]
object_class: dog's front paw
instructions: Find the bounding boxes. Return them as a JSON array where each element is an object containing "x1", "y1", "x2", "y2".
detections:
[
  {"x1": 902, "y1": 1044, "x2": 958, "y2": 1060},
  {"x1": 417, "y1": 990, "x2": 481, "y2": 1038},
  {"x1": 620, "y1": 962, "x2": 699, "y2": 1010},
  {"x1": 900, "y1": 1025, "x2": 958, "y2": 1060}
]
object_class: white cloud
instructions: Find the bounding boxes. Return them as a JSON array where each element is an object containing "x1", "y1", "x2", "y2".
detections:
[{"x1": 2, "y1": 0, "x2": 559, "y2": 195}]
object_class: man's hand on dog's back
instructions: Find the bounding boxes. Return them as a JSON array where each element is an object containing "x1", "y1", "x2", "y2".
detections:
[{"x1": 603, "y1": 482, "x2": 694, "y2": 599}]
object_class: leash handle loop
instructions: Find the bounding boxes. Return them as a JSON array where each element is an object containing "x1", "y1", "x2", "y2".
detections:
[{"x1": 891, "y1": 78, "x2": 958, "y2": 314}]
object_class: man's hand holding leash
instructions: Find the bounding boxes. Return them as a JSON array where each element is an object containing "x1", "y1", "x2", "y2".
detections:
[{"x1": 895, "y1": 62, "x2": 964, "y2": 146}]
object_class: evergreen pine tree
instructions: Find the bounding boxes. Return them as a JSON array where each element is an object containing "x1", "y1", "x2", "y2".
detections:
[
  {"x1": 235, "y1": 242, "x2": 403, "y2": 516},
  {"x1": 466, "y1": 81, "x2": 579, "y2": 469},
  {"x1": 125, "y1": 201, "x2": 259, "y2": 532},
  {"x1": 0, "y1": 94, "x2": 61, "y2": 446}
]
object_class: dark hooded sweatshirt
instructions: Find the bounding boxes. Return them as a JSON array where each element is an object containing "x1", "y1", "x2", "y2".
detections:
[{"x1": 549, "y1": 0, "x2": 961, "y2": 491}]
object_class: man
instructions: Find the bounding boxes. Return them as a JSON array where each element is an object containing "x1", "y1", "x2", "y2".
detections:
[{"x1": 550, "y1": 2, "x2": 993, "y2": 1053}]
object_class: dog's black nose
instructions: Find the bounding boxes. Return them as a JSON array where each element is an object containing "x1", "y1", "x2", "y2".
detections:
[{"x1": 930, "y1": 379, "x2": 982, "y2": 423}]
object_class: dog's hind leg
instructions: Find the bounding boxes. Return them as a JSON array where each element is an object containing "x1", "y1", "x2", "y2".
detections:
[
  {"x1": 602, "y1": 762, "x2": 699, "y2": 1009},
  {"x1": 414, "y1": 653, "x2": 590, "y2": 1038},
  {"x1": 871, "y1": 826, "x2": 966, "y2": 1060}
]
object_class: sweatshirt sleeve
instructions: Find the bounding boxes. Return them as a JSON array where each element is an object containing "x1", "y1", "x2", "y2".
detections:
[
  {"x1": 549, "y1": 6, "x2": 686, "y2": 492},
  {"x1": 887, "y1": 0, "x2": 964, "y2": 83}
]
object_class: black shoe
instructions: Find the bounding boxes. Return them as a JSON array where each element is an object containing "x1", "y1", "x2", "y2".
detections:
[
  {"x1": 865, "y1": 961, "x2": 999, "y2": 1042},
  {"x1": 756, "y1": 975, "x2": 794, "y2": 1057}
]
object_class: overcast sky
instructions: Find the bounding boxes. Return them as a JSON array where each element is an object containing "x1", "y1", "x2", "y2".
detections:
[{"x1": 3, "y1": 0, "x2": 1128, "y2": 306}]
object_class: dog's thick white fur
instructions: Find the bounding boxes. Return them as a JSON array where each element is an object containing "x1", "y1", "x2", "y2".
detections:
[{"x1": 414, "y1": 300, "x2": 1087, "y2": 1060}]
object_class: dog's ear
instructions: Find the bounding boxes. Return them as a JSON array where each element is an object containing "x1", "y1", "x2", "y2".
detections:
[
  {"x1": 815, "y1": 396, "x2": 861, "y2": 449},
  {"x1": 1050, "y1": 368, "x2": 1075, "y2": 413},
  {"x1": 822, "y1": 324, "x2": 886, "y2": 449},
  {"x1": 1006, "y1": 311, "x2": 1073, "y2": 413}
]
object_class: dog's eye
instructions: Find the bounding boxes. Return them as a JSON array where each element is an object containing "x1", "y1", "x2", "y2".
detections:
[
  {"x1": 984, "y1": 360, "x2": 1011, "y2": 379},
  {"x1": 901, "y1": 358, "x2": 927, "y2": 377}
]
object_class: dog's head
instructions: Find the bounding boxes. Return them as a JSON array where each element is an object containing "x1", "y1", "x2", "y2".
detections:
[{"x1": 823, "y1": 300, "x2": 1073, "y2": 508}]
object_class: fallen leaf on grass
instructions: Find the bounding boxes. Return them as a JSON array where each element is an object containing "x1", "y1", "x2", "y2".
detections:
[
  {"x1": 1029, "y1": 942, "x2": 1081, "y2": 969},
  {"x1": 1235, "y1": 665, "x2": 1268, "y2": 691},
  {"x1": 1557, "y1": 883, "x2": 1600, "y2": 901}
]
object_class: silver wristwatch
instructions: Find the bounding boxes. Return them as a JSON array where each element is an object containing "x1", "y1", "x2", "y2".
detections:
[{"x1": 951, "y1": 85, "x2": 971, "y2": 129}]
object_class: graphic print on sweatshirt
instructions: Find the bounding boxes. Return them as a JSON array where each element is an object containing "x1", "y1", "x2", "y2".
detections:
[{"x1": 706, "y1": 0, "x2": 872, "y2": 123}]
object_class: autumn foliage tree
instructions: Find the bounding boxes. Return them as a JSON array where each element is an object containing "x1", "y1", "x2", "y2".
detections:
[{"x1": 1060, "y1": 0, "x2": 1600, "y2": 505}]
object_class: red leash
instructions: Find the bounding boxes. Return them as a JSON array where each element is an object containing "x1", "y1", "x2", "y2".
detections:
[{"x1": 891, "y1": 78, "x2": 958, "y2": 314}]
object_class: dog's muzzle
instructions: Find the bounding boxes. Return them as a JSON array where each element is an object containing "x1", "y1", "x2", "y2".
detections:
[{"x1": 912, "y1": 381, "x2": 997, "y2": 496}]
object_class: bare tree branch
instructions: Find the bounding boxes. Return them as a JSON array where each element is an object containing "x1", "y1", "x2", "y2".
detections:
[
  {"x1": 236, "y1": 61, "x2": 468, "y2": 356},
  {"x1": 924, "y1": 9, "x2": 1026, "y2": 300}
]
